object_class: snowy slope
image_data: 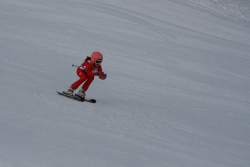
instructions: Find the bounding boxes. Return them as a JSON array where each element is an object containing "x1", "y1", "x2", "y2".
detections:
[
  {"x1": 1, "y1": 0, "x2": 250, "y2": 167},
  {"x1": 188, "y1": 0, "x2": 250, "y2": 23}
]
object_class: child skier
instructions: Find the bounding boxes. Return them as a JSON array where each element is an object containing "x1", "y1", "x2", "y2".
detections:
[{"x1": 66, "y1": 51, "x2": 107, "y2": 99}]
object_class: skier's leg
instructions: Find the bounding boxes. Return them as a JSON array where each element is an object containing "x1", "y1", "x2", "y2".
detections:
[
  {"x1": 76, "y1": 74, "x2": 94, "y2": 98},
  {"x1": 69, "y1": 69, "x2": 87, "y2": 91},
  {"x1": 82, "y1": 75, "x2": 94, "y2": 91}
]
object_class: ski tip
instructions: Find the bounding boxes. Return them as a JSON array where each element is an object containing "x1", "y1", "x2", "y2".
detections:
[
  {"x1": 87, "y1": 99, "x2": 96, "y2": 103},
  {"x1": 56, "y1": 91, "x2": 67, "y2": 95}
]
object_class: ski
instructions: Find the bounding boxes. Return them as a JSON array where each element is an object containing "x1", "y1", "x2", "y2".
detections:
[
  {"x1": 74, "y1": 93, "x2": 96, "y2": 103},
  {"x1": 56, "y1": 91, "x2": 96, "y2": 103}
]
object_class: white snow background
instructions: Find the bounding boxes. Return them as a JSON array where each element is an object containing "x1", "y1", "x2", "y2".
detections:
[{"x1": 1, "y1": 0, "x2": 250, "y2": 167}]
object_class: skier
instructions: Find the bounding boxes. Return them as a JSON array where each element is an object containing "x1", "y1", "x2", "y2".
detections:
[{"x1": 66, "y1": 51, "x2": 107, "y2": 99}]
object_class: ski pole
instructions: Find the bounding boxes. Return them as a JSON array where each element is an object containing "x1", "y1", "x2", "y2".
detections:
[{"x1": 72, "y1": 64, "x2": 80, "y2": 67}]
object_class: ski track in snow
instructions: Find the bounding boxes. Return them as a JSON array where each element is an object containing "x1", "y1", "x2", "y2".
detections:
[{"x1": 1, "y1": 0, "x2": 250, "y2": 167}]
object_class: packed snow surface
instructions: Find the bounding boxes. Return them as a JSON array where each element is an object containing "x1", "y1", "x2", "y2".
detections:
[{"x1": 1, "y1": 0, "x2": 250, "y2": 167}]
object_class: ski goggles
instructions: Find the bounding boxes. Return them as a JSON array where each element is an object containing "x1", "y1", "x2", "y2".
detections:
[{"x1": 95, "y1": 60, "x2": 102, "y2": 64}]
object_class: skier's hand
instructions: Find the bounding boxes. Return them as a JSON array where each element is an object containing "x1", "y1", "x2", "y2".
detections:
[{"x1": 99, "y1": 72, "x2": 107, "y2": 80}]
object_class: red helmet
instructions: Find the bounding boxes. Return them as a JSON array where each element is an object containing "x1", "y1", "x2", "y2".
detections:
[{"x1": 90, "y1": 51, "x2": 103, "y2": 65}]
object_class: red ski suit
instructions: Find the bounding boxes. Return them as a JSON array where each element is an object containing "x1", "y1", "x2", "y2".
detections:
[{"x1": 71, "y1": 61, "x2": 103, "y2": 91}]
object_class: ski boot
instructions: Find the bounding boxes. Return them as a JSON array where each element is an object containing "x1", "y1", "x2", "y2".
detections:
[
  {"x1": 66, "y1": 87, "x2": 74, "y2": 96},
  {"x1": 76, "y1": 89, "x2": 86, "y2": 101}
]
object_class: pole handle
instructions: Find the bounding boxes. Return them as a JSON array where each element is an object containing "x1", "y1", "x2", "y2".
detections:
[{"x1": 72, "y1": 64, "x2": 80, "y2": 67}]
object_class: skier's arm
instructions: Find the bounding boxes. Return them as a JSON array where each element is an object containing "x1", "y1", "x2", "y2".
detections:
[
  {"x1": 98, "y1": 66, "x2": 107, "y2": 80},
  {"x1": 79, "y1": 62, "x2": 96, "y2": 77}
]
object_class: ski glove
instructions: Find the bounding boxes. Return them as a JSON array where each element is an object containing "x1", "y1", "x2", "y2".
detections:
[{"x1": 99, "y1": 72, "x2": 107, "y2": 80}]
